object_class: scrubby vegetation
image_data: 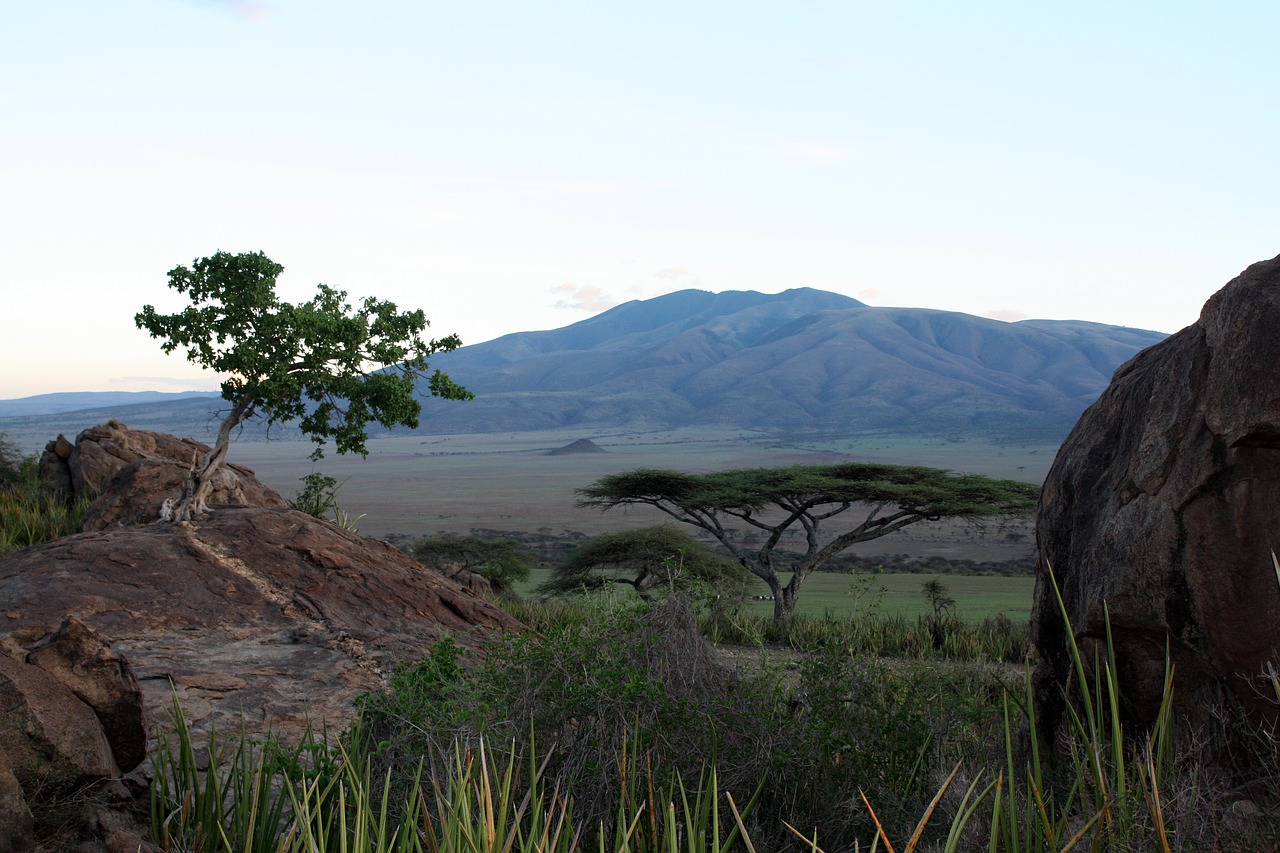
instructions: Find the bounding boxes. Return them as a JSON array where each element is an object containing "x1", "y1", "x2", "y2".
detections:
[
  {"x1": 147, "y1": 580, "x2": 1279, "y2": 851},
  {"x1": 538, "y1": 525, "x2": 749, "y2": 601},
  {"x1": 0, "y1": 433, "x2": 90, "y2": 556},
  {"x1": 411, "y1": 534, "x2": 534, "y2": 591}
]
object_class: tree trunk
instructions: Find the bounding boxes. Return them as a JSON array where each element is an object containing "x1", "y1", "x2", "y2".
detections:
[
  {"x1": 165, "y1": 395, "x2": 251, "y2": 522},
  {"x1": 772, "y1": 571, "x2": 809, "y2": 626},
  {"x1": 771, "y1": 582, "x2": 798, "y2": 626}
]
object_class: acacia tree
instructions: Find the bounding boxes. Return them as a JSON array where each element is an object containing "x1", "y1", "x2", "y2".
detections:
[
  {"x1": 539, "y1": 525, "x2": 749, "y2": 600},
  {"x1": 136, "y1": 250, "x2": 472, "y2": 521},
  {"x1": 411, "y1": 534, "x2": 532, "y2": 591},
  {"x1": 577, "y1": 463, "x2": 1039, "y2": 625}
]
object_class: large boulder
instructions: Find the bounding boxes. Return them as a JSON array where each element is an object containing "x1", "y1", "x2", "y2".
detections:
[
  {"x1": 25, "y1": 618, "x2": 147, "y2": 773},
  {"x1": 1034, "y1": 254, "x2": 1280, "y2": 752},
  {"x1": 39, "y1": 421, "x2": 289, "y2": 530},
  {"x1": 0, "y1": 656, "x2": 120, "y2": 803},
  {"x1": 0, "y1": 507, "x2": 522, "y2": 747}
]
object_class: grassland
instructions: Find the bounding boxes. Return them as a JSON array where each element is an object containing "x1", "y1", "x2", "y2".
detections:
[
  {"x1": 233, "y1": 427, "x2": 1048, "y2": 543},
  {"x1": 516, "y1": 565, "x2": 1035, "y2": 622}
]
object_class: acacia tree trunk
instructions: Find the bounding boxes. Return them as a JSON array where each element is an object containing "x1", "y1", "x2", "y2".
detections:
[
  {"x1": 771, "y1": 567, "x2": 812, "y2": 627},
  {"x1": 165, "y1": 395, "x2": 252, "y2": 522},
  {"x1": 772, "y1": 587, "x2": 797, "y2": 626}
]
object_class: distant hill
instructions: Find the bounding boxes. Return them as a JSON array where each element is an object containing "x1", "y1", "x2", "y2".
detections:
[
  {"x1": 0, "y1": 390, "x2": 220, "y2": 418},
  {"x1": 415, "y1": 288, "x2": 1167, "y2": 439},
  {"x1": 0, "y1": 287, "x2": 1168, "y2": 449}
]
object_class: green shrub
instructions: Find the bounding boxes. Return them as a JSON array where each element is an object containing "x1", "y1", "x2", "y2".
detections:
[
  {"x1": 0, "y1": 454, "x2": 91, "y2": 556},
  {"x1": 291, "y1": 470, "x2": 366, "y2": 531},
  {"x1": 411, "y1": 533, "x2": 533, "y2": 590},
  {"x1": 355, "y1": 594, "x2": 783, "y2": 845}
]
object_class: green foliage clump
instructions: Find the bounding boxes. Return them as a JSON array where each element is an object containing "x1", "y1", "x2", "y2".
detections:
[
  {"x1": 539, "y1": 525, "x2": 749, "y2": 601},
  {"x1": 356, "y1": 595, "x2": 783, "y2": 843},
  {"x1": 778, "y1": 642, "x2": 1010, "y2": 843},
  {"x1": 136, "y1": 251, "x2": 471, "y2": 460},
  {"x1": 411, "y1": 533, "x2": 533, "y2": 590},
  {"x1": 291, "y1": 470, "x2": 366, "y2": 531},
  {"x1": 0, "y1": 436, "x2": 91, "y2": 556},
  {"x1": 135, "y1": 250, "x2": 472, "y2": 520}
]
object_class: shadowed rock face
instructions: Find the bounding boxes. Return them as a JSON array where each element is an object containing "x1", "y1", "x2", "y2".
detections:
[
  {"x1": 1034, "y1": 254, "x2": 1280, "y2": 752},
  {"x1": 0, "y1": 507, "x2": 521, "y2": 744}
]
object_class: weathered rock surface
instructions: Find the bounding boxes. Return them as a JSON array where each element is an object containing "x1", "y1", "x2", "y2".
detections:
[
  {"x1": 1034, "y1": 254, "x2": 1280, "y2": 749},
  {"x1": 0, "y1": 507, "x2": 520, "y2": 746},
  {"x1": 39, "y1": 421, "x2": 289, "y2": 530},
  {"x1": 0, "y1": 747, "x2": 34, "y2": 853},
  {"x1": 25, "y1": 618, "x2": 147, "y2": 773},
  {"x1": 0, "y1": 656, "x2": 121, "y2": 800}
]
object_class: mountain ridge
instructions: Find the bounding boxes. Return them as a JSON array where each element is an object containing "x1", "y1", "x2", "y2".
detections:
[{"x1": 0, "y1": 288, "x2": 1167, "y2": 447}]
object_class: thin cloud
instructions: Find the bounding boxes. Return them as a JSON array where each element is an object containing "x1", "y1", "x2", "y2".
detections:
[
  {"x1": 986, "y1": 309, "x2": 1029, "y2": 322},
  {"x1": 814, "y1": 54, "x2": 861, "y2": 74},
  {"x1": 193, "y1": 0, "x2": 271, "y2": 22},
  {"x1": 770, "y1": 142, "x2": 852, "y2": 167},
  {"x1": 856, "y1": 288, "x2": 881, "y2": 301},
  {"x1": 552, "y1": 282, "x2": 618, "y2": 313},
  {"x1": 655, "y1": 267, "x2": 688, "y2": 280}
]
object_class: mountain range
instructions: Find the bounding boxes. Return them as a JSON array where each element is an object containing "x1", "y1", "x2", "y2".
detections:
[{"x1": 0, "y1": 287, "x2": 1169, "y2": 447}]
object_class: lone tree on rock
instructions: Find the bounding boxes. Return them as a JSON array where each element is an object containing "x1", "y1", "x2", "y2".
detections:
[
  {"x1": 577, "y1": 464, "x2": 1039, "y2": 625},
  {"x1": 136, "y1": 250, "x2": 472, "y2": 521},
  {"x1": 540, "y1": 525, "x2": 749, "y2": 600}
]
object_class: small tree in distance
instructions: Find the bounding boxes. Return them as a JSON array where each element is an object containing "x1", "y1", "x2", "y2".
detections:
[
  {"x1": 539, "y1": 525, "x2": 750, "y2": 601},
  {"x1": 136, "y1": 250, "x2": 472, "y2": 522},
  {"x1": 577, "y1": 464, "x2": 1039, "y2": 625},
  {"x1": 411, "y1": 534, "x2": 532, "y2": 592}
]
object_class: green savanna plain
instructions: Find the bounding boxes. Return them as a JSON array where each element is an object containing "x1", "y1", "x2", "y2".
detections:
[{"x1": 515, "y1": 566, "x2": 1037, "y2": 623}]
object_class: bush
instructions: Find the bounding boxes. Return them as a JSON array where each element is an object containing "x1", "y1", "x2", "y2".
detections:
[
  {"x1": 411, "y1": 533, "x2": 533, "y2": 590},
  {"x1": 540, "y1": 525, "x2": 750, "y2": 602},
  {"x1": 0, "y1": 440, "x2": 90, "y2": 556},
  {"x1": 356, "y1": 594, "x2": 784, "y2": 843},
  {"x1": 291, "y1": 470, "x2": 365, "y2": 531}
]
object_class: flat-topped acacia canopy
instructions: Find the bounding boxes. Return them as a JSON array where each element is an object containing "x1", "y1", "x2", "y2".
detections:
[{"x1": 578, "y1": 463, "x2": 1039, "y2": 624}]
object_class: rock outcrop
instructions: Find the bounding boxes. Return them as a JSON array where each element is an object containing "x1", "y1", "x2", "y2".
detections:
[
  {"x1": 39, "y1": 421, "x2": 289, "y2": 530},
  {"x1": 1034, "y1": 254, "x2": 1280, "y2": 754},
  {"x1": 8, "y1": 421, "x2": 526, "y2": 848},
  {"x1": 0, "y1": 507, "x2": 520, "y2": 742}
]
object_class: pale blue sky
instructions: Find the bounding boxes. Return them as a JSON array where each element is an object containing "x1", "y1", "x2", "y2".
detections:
[{"x1": 3, "y1": 1, "x2": 1277, "y2": 398}]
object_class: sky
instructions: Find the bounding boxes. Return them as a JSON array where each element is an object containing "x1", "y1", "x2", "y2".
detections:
[{"x1": 3, "y1": 2, "x2": 1278, "y2": 399}]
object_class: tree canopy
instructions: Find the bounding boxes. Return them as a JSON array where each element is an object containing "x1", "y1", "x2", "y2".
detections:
[
  {"x1": 136, "y1": 250, "x2": 472, "y2": 520},
  {"x1": 411, "y1": 535, "x2": 532, "y2": 591},
  {"x1": 539, "y1": 525, "x2": 749, "y2": 600},
  {"x1": 577, "y1": 463, "x2": 1039, "y2": 623}
]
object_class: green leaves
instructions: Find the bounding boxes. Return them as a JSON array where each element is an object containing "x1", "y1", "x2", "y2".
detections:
[
  {"x1": 541, "y1": 525, "x2": 749, "y2": 598},
  {"x1": 135, "y1": 250, "x2": 473, "y2": 462},
  {"x1": 579, "y1": 464, "x2": 1039, "y2": 518}
]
